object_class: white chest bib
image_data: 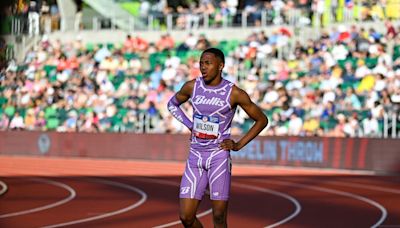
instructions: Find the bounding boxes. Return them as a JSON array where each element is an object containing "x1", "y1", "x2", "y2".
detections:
[{"x1": 193, "y1": 114, "x2": 219, "y2": 139}]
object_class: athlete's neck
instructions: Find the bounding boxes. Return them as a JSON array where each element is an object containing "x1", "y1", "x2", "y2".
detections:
[{"x1": 203, "y1": 75, "x2": 223, "y2": 87}]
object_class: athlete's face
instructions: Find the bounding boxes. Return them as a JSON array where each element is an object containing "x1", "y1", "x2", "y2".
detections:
[{"x1": 199, "y1": 52, "x2": 224, "y2": 84}]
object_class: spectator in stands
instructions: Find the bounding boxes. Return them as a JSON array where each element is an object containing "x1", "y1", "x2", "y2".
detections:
[
  {"x1": 385, "y1": 20, "x2": 397, "y2": 39},
  {"x1": 214, "y1": 1, "x2": 231, "y2": 26},
  {"x1": 344, "y1": 112, "x2": 361, "y2": 137},
  {"x1": 39, "y1": 1, "x2": 50, "y2": 33},
  {"x1": 156, "y1": 33, "x2": 175, "y2": 51},
  {"x1": 123, "y1": 35, "x2": 134, "y2": 52},
  {"x1": 0, "y1": 113, "x2": 9, "y2": 130},
  {"x1": 139, "y1": 1, "x2": 151, "y2": 23},
  {"x1": 132, "y1": 35, "x2": 149, "y2": 52},
  {"x1": 28, "y1": 1, "x2": 40, "y2": 36},
  {"x1": 302, "y1": 115, "x2": 321, "y2": 136},
  {"x1": 195, "y1": 34, "x2": 211, "y2": 50},
  {"x1": 35, "y1": 110, "x2": 46, "y2": 130},
  {"x1": 9, "y1": 111, "x2": 25, "y2": 130},
  {"x1": 149, "y1": 64, "x2": 162, "y2": 90},
  {"x1": 177, "y1": 33, "x2": 197, "y2": 52},
  {"x1": 331, "y1": 113, "x2": 346, "y2": 137},
  {"x1": 288, "y1": 113, "x2": 303, "y2": 135},
  {"x1": 271, "y1": 0, "x2": 285, "y2": 24},
  {"x1": 362, "y1": 112, "x2": 380, "y2": 137},
  {"x1": 94, "y1": 45, "x2": 111, "y2": 64}
]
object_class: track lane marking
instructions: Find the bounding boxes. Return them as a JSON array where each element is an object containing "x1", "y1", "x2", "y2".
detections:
[
  {"x1": 232, "y1": 182, "x2": 301, "y2": 228},
  {"x1": 42, "y1": 178, "x2": 147, "y2": 228},
  {"x1": 0, "y1": 178, "x2": 76, "y2": 218},
  {"x1": 330, "y1": 180, "x2": 400, "y2": 228},
  {"x1": 144, "y1": 178, "x2": 301, "y2": 228},
  {"x1": 251, "y1": 179, "x2": 387, "y2": 228},
  {"x1": 153, "y1": 208, "x2": 212, "y2": 228},
  {"x1": 329, "y1": 181, "x2": 400, "y2": 195},
  {"x1": 133, "y1": 178, "x2": 213, "y2": 228},
  {"x1": 0, "y1": 180, "x2": 8, "y2": 196}
]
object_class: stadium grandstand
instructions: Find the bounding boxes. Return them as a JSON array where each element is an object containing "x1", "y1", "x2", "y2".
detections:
[{"x1": 1, "y1": 0, "x2": 400, "y2": 138}]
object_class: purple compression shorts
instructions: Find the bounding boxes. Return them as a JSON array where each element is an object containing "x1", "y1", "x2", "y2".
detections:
[{"x1": 179, "y1": 148, "x2": 231, "y2": 201}]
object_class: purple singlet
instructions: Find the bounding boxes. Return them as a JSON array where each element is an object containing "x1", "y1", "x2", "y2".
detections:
[{"x1": 180, "y1": 77, "x2": 236, "y2": 201}]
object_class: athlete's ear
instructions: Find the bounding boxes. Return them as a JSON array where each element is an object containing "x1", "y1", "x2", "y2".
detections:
[{"x1": 219, "y1": 63, "x2": 224, "y2": 71}]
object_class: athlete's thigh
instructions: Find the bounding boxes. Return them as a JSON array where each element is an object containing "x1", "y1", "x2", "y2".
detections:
[
  {"x1": 208, "y1": 151, "x2": 231, "y2": 200},
  {"x1": 180, "y1": 198, "x2": 201, "y2": 218},
  {"x1": 180, "y1": 155, "x2": 208, "y2": 200}
]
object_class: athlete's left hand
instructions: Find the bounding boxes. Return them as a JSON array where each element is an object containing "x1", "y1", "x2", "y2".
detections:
[{"x1": 219, "y1": 139, "x2": 240, "y2": 151}]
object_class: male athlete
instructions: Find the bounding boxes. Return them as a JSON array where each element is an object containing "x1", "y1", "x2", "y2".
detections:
[{"x1": 168, "y1": 48, "x2": 268, "y2": 228}]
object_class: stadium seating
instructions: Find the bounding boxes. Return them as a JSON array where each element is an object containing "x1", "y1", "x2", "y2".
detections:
[{"x1": 1, "y1": 1, "x2": 400, "y2": 137}]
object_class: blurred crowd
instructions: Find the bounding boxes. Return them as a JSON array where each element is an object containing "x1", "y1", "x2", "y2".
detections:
[
  {"x1": 2, "y1": 0, "x2": 399, "y2": 35},
  {"x1": 1, "y1": 0, "x2": 60, "y2": 35},
  {"x1": 1, "y1": 20, "x2": 400, "y2": 137},
  {"x1": 135, "y1": 0, "x2": 400, "y2": 29}
]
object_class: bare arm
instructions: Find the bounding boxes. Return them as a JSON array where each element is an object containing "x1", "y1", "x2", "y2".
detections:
[
  {"x1": 220, "y1": 86, "x2": 268, "y2": 151},
  {"x1": 174, "y1": 80, "x2": 194, "y2": 103},
  {"x1": 167, "y1": 80, "x2": 195, "y2": 130}
]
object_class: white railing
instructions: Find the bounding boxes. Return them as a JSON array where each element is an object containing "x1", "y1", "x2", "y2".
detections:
[
  {"x1": 5, "y1": 6, "x2": 400, "y2": 35},
  {"x1": 383, "y1": 113, "x2": 399, "y2": 138},
  {"x1": 11, "y1": 17, "x2": 24, "y2": 35},
  {"x1": 5, "y1": 44, "x2": 14, "y2": 61}
]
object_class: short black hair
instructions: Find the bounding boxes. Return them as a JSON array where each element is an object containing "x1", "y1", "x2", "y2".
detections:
[{"x1": 202, "y1": 48, "x2": 225, "y2": 64}]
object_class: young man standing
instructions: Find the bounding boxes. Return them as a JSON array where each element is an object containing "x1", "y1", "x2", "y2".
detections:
[{"x1": 168, "y1": 48, "x2": 268, "y2": 227}]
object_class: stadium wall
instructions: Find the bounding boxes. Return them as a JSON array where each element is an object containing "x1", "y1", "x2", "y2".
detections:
[
  {"x1": 0, "y1": 131, "x2": 399, "y2": 174},
  {"x1": 44, "y1": 21, "x2": 400, "y2": 44}
]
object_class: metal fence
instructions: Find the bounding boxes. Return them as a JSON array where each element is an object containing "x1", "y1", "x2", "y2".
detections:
[
  {"x1": 4, "y1": 5, "x2": 400, "y2": 35},
  {"x1": 383, "y1": 113, "x2": 400, "y2": 138}
]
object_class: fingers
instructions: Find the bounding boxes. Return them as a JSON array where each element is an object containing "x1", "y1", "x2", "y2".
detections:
[{"x1": 219, "y1": 139, "x2": 235, "y2": 150}]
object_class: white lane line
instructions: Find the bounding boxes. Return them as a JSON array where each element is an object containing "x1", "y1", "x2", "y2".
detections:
[
  {"x1": 42, "y1": 178, "x2": 147, "y2": 228},
  {"x1": 330, "y1": 181, "x2": 400, "y2": 194},
  {"x1": 252, "y1": 179, "x2": 387, "y2": 228},
  {"x1": 146, "y1": 178, "x2": 301, "y2": 228},
  {"x1": 153, "y1": 208, "x2": 213, "y2": 228},
  {"x1": 232, "y1": 182, "x2": 301, "y2": 228},
  {"x1": 133, "y1": 178, "x2": 213, "y2": 228},
  {"x1": 330, "y1": 180, "x2": 400, "y2": 228},
  {"x1": 0, "y1": 178, "x2": 76, "y2": 218},
  {"x1": 0, "y1": 180, "x2": 8, "y2": 196}
]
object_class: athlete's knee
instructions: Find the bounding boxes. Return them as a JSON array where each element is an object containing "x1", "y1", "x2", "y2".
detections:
[
  {"x1": 213, "y1": 211, "x2": 227, "y2": 226},
  {"x1": 180, "y1": 213, "x2": 196, "y2": 227}
]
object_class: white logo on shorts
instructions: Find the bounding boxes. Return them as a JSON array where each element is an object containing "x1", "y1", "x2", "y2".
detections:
[
  {"x1": 213, "y1": 192, "x2": 219, "y2": 196},
  {"x1": 181, "y1": 187, "x2": 190, "y2": 194}
]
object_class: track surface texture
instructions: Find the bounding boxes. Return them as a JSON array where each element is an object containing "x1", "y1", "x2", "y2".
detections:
[{"x1": 1, "y1": 156, "x2": 399, "y2": 228}]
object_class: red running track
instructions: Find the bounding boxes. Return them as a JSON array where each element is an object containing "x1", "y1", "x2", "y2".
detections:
[{"x1": 0, "y1": 156, "x2": 400, "y2": 228}]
